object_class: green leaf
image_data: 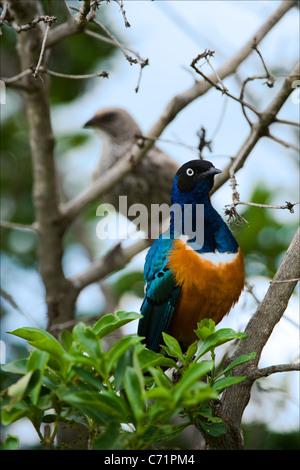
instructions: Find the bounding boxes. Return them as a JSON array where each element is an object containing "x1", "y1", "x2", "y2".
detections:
[
  {"x1": 57, "y1": 387, "x2": 129, "y2": 425},
  {"x1": 220, "y1": 352, "x2": 256, "y2": 377},
  {"x1": 1, "y1": 358, "x2": 27, "y2": 375},
  {"x1": 114, "y1": 346, "x2": 134, "y2": 391},
  {"x1": 7, "y1": 370, "x2": 35, "y2": 401},
  {"x1": 137, "y1": 347, "x2": 178, "y2": 371},
  {"x1": 72, "y1": 322, "x2": 102, "y2": 359},
  {"x1": 0, "y1": 434, "x2": 20, "y2": 450},
  {"x1": 195, "y1": 318, "x2": 216, "y2": 341},
  {"x1": 213, "y1": 376, "x2": 246, "y2": 394},
  {"x1": 145, "y1": 386, "x2": 174, "y2": 402},
  {"x1": 27, "y1": 349, "x2": 49, "y2": 372},
  {"x1": 180, "y1": 383, "x2": 218, "y2": 408},
  {"x1": 8, "y1": 327, "x2": 64, "y2": 370},
  {"x1": 198, "y1": 420, "x2": 227, "y2": 437},
  {"x1": 147, "y1": 366, "x2": 173, "y2": 390},
  {"x1": 185, "y1": 341, "x2": 198, "y2": 364},
  {"x1": 27, "y1": 350, "x2": 49, "y2": 405},
  {"x1": 143, "y1": 422, "x2": 190, "y2": 445},
  {"x1": 72, "y1": 366, "x2": 105, "y2": 391},
  {"x1": 161, "y1": 333, "x2": 184, "y2": 361},
  {"x1": 92, "y1": 311, "x2": 142, "y2": 339},
  {"x1": 196, "y1": 328, "x2": 247, "y2": 359},
  {"x1": 61, "y1": 329, "x2": 74, "y2": 352},
  {"x1": 41, "y1": 414, "x2": 57, "y2": 424},
  {"x1": 124, "y1": 366, "x2": 145, "y2": 424},
  {"x1": 1, "y1": 400, "x2": 31, "y2": 425},
  {"x1": 173, "y1": 361, "x2": 213, "y2": 403},
  {"x1": 106, "y1": 336, "x2": 142, "y2": 375},
  {"x1": 93, "y1": 422, "x2": 123, "y2": 450}
]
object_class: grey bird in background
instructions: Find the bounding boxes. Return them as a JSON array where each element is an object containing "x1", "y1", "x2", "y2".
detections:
[{"x1": 84, "y1": 107, "x2": 179, "y2": 233}]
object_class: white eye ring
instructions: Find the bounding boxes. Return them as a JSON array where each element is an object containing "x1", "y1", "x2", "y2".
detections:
[{"x1": 186, "y1": 168, "x2": 194, "y2": 176}]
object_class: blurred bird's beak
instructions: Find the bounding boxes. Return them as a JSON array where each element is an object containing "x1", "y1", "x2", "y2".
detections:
[{"x1": 83, "y1": 116, "x2": 98, "y2": 128}]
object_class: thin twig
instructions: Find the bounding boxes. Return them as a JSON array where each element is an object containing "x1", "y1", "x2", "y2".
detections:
[
  {"x1": 0, "y1": 219, "x2": 38, "y2": 232},
  {"x1": 251, "y1": 363, "x2": 300, "y2": 380},
  {"x1": 267, "y1": 132, "x2": 300, "y2": 153},
  {"x1": 32, "y1": 17, "x2": 57, "y2": 80},
  {"x1": 114, "y1": 0, "x2": 131, "y2": 28},
  {"x1": 230, "y1": 200, "x2": 300, "y2": 213},
  {"x1": 240, "y1": 74, "x2": 300, "y2": 127},
  {"x1": 8, "y1": 15, "x2": 57, "y2": 33},
  {"x1": 252, "y1": 37, "x2": 275, "y2": 87},
  {"x1": 274, "y1": 117, "x2": 300, "y2": 127},
  {"x1": 212, "y1": 62, "x2": 300, "y2": 196},
  {"x1": 191, "y1": 54, "x2": 260, "y2": 117},
  {"x1": 69, "y1": 4, "x2": 146, "y2": 66},
  {"x1": 0, "y1": 287, "x2": 41, "y2": 327},
  {"x1": 45, "y1": 68, "x2": 109, "y2": 80},
  {"x1": 1, "y1": 68, "x2": 33, "y2": 89},
  {"x1": 2, "y1": 66, "x2": 109, "y2": 85},
  {"x1": 62, "y1": 2, "x2": 298, "y2": 227}
]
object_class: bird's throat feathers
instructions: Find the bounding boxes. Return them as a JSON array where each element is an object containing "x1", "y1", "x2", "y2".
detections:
[{"x1": 170, "y1": 183, "x2": 238, "y2": 254}]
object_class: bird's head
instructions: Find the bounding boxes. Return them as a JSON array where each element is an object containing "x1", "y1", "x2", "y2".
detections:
[
  {"x1": 171, "y1": 160, "x2": 221, "y2": 204},
  {"x1": 83, "y1": 107, "x2": 141, "y2": 141}
]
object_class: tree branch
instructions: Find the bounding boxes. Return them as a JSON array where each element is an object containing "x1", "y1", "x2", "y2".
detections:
[
  {"x1": 0, "y1": 219, "x2": 38, "y2": 232},
  {"x1": 251, "y1": 363, "x2": 300, "y2": 380},
  {"x1": 61, "y1": 0, "x2": 296, "y2": 225},
  {"x1": 71, "y1": 238, "x2": 150, "y2": 292},
  {"x1": 212, "y1": 62, "x2": 300, "y2": 195},
  {"x1": 7, "y1": 0, "x2": 78, "y2": 330},
  {"x1": 45, "y1": 0, "x2": 94, "y2": 47}
]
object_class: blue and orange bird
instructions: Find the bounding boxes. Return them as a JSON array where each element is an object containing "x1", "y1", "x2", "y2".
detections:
[{"x1": 138, "y1": 159, "x2": 245, "y2": 352}]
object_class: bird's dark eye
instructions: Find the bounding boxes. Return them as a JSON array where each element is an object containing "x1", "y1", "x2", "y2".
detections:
[
  {"x1": 102, "y1": 112, "x2": 116, "y2": 122},
  {"x1": 186, "y1": 168, "x2": 194, "y2": 176}
]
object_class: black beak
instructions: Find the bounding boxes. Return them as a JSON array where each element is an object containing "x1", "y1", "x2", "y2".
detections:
[{"x1": 201, "y1": 167, "x2": 222, "y2": 178}]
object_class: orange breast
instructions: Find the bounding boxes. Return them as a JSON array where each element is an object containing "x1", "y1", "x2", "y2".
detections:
[{"x1": 167, "y1": 239, "x2": 245, "y2": 346}]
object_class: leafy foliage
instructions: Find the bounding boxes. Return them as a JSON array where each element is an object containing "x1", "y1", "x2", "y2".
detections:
[{"x1": 1, "y1": 315, "x2": 254, "y2": 450}]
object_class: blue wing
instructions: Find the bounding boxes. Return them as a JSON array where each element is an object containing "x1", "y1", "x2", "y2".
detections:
[{"x1": 138, "y1": 236, "x2": 181, "y2": 352}]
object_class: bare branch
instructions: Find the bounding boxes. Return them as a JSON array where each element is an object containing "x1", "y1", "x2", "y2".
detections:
[
  {"x1": 45, "y1": 68, "x2": 109, "y2": 80},
  {"x1": 45, "y1": 0, "x2": 95, "y2": 47},
  {"x1": 225, "y1": 199, "x2": 300, "y2": 226},
  {"x1": 8, "y1": 14, "x2": 57, "y2": 33},
  {"x1": 0, "y1": 287, "x2": 41, "y2": 327},
  {"x1": 0, "y1": 219, "x2": 38, "y2": 232},
  {"x1": 71, "y1": 238, "x2": 150, "y2": 292},
  {"x1": 267, "y1": 132, "x2": 300, "y2": 152},
  {"x1": 62, "y1": 1, "x2": 297, "y2": 225},
  {"x1": 212, "y1": 62, "x2": 300, "y2": 195},
  {"x1": 191, "y1": 55, "x2": 260, "y2": 116},
  {"x1": 249, "y1": 363, "x2": 300, "y2": 380},
  {"x1": 114, "y1": 0, "x2": 131, "y2": 28},
  {"x1": 274, "y1": 117, "x2": 300, "y2": 127},
  {"x1": 7, "y1": 0, "x2": 79, "y2": 329},
  {"x1": 1, "y1": 67, "x2": 33, "y2": 89},
  {"x1": 2, "y1": 66, "x2": 109, "y2": 85},
  {"x1": 251, "y1": 37, "x2": 275, "y2": 88},
  {"x1": 32, "y1": 17, "x2": 56, "y2": 80}
]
